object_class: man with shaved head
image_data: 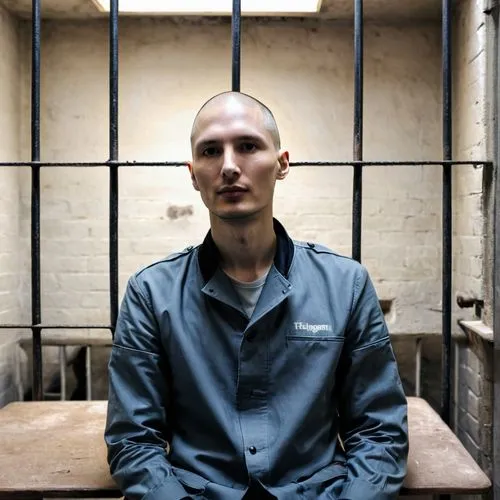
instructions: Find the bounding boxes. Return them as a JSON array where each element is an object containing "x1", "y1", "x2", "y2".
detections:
[{"x1": 105, "y1": 92, "x2": 408, "y2": 500}]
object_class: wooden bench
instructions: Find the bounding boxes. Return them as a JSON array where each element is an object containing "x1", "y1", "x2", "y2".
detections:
[{"x1": 0, "y1": 397, "x2": 491, "y2": 499}]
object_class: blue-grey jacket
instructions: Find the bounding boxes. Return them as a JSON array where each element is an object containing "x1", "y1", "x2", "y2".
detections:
[{"x1": 105, "y1": 219, "x2": 408, "y2": 500}]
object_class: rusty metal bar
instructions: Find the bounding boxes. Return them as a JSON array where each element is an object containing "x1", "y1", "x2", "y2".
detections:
[
  {"x1": 109, "y1": 0, "x2": 119, "y2": 337},
  {"x1": 0, "y1": 324, "x2": 112, "y2": 329},
  {"x1": 440, "y1": 0, "x2": 453, "y2": 434},
  {"x1": 31, "y1": 0, "x2": 43, "y2": 401},
  {"x1": 352, "y1": 0, "x2": 363, "y2": 263},
  {"x1": 0, "y1": 160, "x2": 490, "y2": 168},
  {"x1": 232, "y1": 0, "x2": 241, "y2": 91}
]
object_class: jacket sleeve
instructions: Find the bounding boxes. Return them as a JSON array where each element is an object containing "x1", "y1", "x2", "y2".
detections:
[
  {"x1": 104, "y1": 276, "x2": 189, "y2": 500},
  {"x1": 336, "y1": 266, "x2": 409, "y2": 500}
]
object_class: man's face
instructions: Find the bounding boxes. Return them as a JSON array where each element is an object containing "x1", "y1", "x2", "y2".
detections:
[{"x1": 189, "y1": 99, "x2": 289, "y2": 222}]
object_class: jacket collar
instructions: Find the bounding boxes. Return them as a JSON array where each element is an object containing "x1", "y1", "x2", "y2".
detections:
[{"x1": 197, "y1": 218, "x2": 294, "y2": 283}]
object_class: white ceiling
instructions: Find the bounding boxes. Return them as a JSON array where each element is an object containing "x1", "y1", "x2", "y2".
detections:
[{"x1": 0, "y1": 0, "x2": 442, "y2": 21}]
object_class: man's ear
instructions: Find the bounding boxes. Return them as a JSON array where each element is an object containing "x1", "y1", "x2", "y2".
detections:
[
  {"x1": 276, "y1": 150, "x2": 290, "y2": 180},
  {"x1": 188, "y1": 162, "x2": 200, "y2": 191}
]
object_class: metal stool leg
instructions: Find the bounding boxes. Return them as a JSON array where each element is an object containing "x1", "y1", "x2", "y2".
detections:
[
  {"x1": 86, "y1": 346, "x2": 92, "y2": 400},
  {"x1": 59, "y1": 346, "x2": 67, "y2": 401},
  {"x1": 415, "y1": 337, "x2": 422, "y2": 397}
]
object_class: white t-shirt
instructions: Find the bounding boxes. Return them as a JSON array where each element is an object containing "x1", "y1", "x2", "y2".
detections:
[{"x1": 226, "y1": 268, "x2": 270, "y2": 319}]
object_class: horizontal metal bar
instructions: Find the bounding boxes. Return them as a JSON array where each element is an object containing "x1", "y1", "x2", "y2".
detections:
[
  {"x1": 0, "y1": 160, "x2": 492, "y2": 167},
  {"x1": 0, "y1": 324, "x2": 112, "y2": 330},
  {"x1": 0, "y1": 161, "x2": 189, "y2": 167}
]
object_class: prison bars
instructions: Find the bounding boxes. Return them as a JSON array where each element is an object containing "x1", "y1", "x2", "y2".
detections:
[
  {"x1": 0, "y1": 160, "x2": 488, "y2": 167},
  {"x1": 0, "y1": 0, "x2": 488, "y2": 438},
  {"x1": 109, "y1": 0, "x2": 119, "y2": 338},
  {"x1": 232, "y1": 0, "x2": 241, "y2": 92},
  {"x1": 352, "y1": 0, "x2": 363, "y2": 264},
  {"x1": 441, "y1": 0, "x2": 453, "y2": 431},
  {"x1": 31, "y1": 0, "x2": 42, "y2": 402}
]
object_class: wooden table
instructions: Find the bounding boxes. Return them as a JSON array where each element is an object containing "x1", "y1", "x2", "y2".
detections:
[{"x1": 0, "y1": 397, "x2": 491, "y2": 499}]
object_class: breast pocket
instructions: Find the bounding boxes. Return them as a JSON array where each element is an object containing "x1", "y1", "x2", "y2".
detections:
[{"x1": 284, "y1": 329, "x2": 344, "y2": 368}]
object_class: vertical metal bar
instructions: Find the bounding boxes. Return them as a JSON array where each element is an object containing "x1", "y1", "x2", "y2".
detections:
[
  {"x1": 59, "y1": 346, "x2": 66, "y2": 401},
  {"x1": 109, "y1": 0, "x2": 119, "y2": 337},
  {"x1": 453, "y1": 342, "x2": 459, "y2": 432},
  {"x1": 86, "y1": 346, "x2": 92, "y2": 400},
  {"x1": 493, "y1": 3, "x2": 500, "y2": 497},
  {"x1": 441, "y1": 0, "x2": 452, "y2": 430},
  {"x1": 415, "y1": 338, "x2": 422, "y2": 397},
  {"x1": 352, "y1": 0, "x2": 363, "y2": 263},
  {"x1": 231, "y1": 0, "x2": 241, "y2": 91},
  {"x1": 31, "y1": 0, "x2": 43, "y2": 401}
]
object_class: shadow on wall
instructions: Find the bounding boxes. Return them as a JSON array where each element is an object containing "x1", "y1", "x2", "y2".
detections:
[
  {"x1": 393, "y1": 336, "x2": 442, "y2": 412},
  {"x1": 23, "y1": 346, "x2": 89, "y2": 401}
]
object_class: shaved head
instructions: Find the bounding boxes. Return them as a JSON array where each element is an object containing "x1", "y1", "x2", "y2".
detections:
[{"x1": 190, "y1": 91, "x2": 281, "y2": 150}]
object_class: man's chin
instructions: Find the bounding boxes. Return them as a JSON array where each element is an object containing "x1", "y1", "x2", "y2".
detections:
[{"x1": 213, "y1": 209, "x2": 260, "y2": 222}]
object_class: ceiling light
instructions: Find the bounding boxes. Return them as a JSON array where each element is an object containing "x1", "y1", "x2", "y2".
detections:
[{"x1": 92, "y1": 0, "x2": 322, "y2": 15}]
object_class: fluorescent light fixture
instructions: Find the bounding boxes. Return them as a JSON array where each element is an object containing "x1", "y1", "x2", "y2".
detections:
[{"x1": 92, "y1": 0, "x2": 322, "y2": 15}]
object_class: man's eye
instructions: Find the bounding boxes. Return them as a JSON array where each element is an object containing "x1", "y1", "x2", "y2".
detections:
[
  {"x1": 202, "y1": 147, "x2": 220, "y2": 157},
  {"x1": 240, "y1": 143, "x2": 257, "y2": 153}
]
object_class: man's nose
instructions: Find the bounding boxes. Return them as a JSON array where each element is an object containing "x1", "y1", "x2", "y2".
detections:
[{"x1": 221, "y1": 149, "x2": 240, "y2": 179}]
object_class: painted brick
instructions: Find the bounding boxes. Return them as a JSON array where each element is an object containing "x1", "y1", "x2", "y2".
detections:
[
  {"x1": 0, "y1": 5, "x2": 22, "y2": 406},
  {"x1": 457, "y1": 427, "x2": 481, "y2": 464},
  {"x1": 451, "y1": 2, "x2": 490, "y2": 470},
  {"x1": 458, "y1": 407, "x2": 481, "y2": 446},
  {"x1": 10, "y1": 18, "x2": 447, "y2": 342},
  {"x1": 461, "y1": 364, "x2": 482, "y2": 397},
  {"x1": 465, "y1": 388, "x2": 480, "y2": 421}
]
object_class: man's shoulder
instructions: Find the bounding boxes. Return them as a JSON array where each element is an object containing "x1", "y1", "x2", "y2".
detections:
[
  {"x1": 133, "y1": 244, "x2": 199, "y2": 281},
  {"x1": 291, "y1": 240, "x2": 369, "y2": 295},
  {"x1": 293, "y1": 240, "x2": 362, "y2": 269}
]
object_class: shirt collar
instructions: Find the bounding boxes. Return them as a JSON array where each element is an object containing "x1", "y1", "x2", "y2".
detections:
[{"x1": 197, "y1": 218, "x2": 294, "y2": 283}]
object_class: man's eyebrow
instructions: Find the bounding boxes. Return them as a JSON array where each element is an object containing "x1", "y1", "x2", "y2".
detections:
[
  {"x1": 196, "y1": 139, "x2": 219, "y2": 146},
  {"x1": 193, "y1": 139, "x2": 219, "y2": 153},
  {"x1": 237, "y1": 134, "x2": 266, "y2": 142},
  {"x1": 194, "y1": 133, "x2": 266, "y2": 149}
]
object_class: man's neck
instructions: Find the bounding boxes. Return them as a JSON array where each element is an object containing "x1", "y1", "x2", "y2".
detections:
[{"x1": 210, "y1": 215, "x2": 276, "y2": 283}]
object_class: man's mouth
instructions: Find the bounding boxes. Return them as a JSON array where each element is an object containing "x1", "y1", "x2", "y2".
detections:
[
  {"x1": 218, "y1": 186, "x2": 247, "y2": 194},
  {"x1": 218, "y1": 186, "x2": 248, "y2": 200}
]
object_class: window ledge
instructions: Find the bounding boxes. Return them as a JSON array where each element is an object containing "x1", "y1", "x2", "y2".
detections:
[{"x1": 458, "y1": 320, "x2": 494, "y2": 343}]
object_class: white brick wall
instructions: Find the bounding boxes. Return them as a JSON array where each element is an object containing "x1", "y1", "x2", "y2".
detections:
[
  {"x1": 16, "y1": 18, "x2": 443, "y2": 338},
  {"x1": 452, "y1": 0, "x2": 492, "y2": 479},
  {"x1": 1, "y1": 9, "x2": 491, "y2": 422},
  {"x1": 453, "y1": 0, "x2": 487, "y2": 308},
  {"x1": 0, "y1": 5, "x2": 23, "y2": 407}
]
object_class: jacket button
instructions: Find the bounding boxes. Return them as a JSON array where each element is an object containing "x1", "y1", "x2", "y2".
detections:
[{"x1": 249, "y1": 446, "x2": 257, "y2": 455}]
